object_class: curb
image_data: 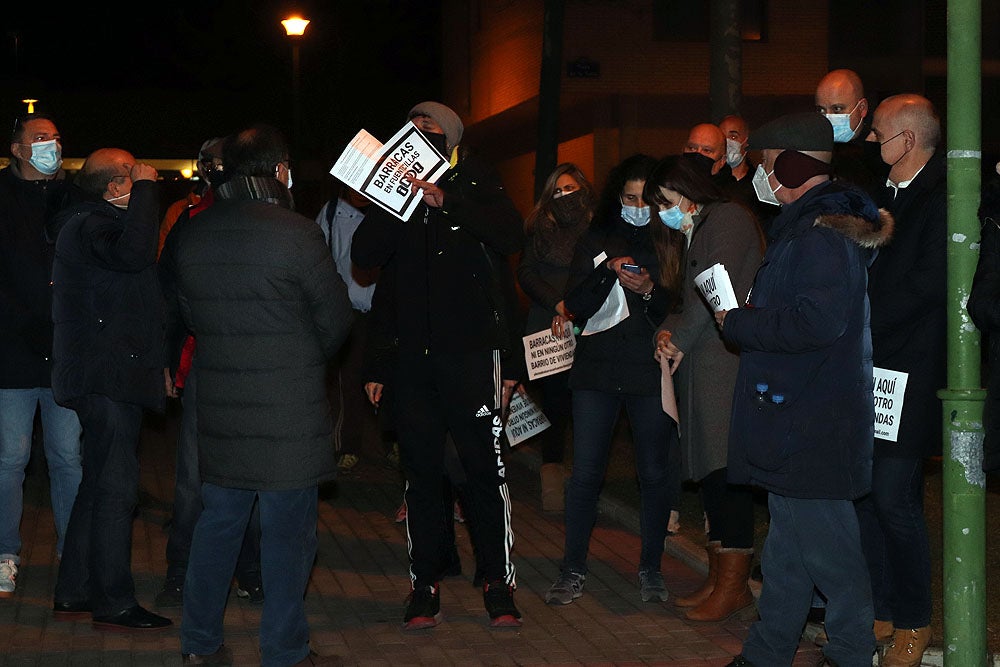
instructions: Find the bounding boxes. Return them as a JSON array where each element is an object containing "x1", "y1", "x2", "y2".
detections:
[{"x1": 509, "y1": 447, "x2": 993, "y2": 667}]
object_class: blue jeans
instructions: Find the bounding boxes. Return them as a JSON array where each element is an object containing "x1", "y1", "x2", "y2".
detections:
[
  {"x1": 0, "y1": 387, "x2": 82, "y2": 560},
  {"x1": 54, "y1": 395, "x2": 142, "y2": 617},
  {"x1": 181, "y1": 483, "x2": 317, "y2": 667},
  {"x1": 856, "y1": 455, "x2": 931, "y2": 628},
  {"x1": 742, "y1": 494, "x2": 875, "y2": 667},
  {"x1": 164, "y1": 366, "x2": 261, "y2": 586},
  {"x1": 563, "y1": 390, "x2": 674, "y2": 574}
]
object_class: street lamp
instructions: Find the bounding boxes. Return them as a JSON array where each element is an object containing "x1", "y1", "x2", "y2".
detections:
[
  {"x1": 281, "y1": 16, "x2": 310, "y2": 152},
  {"x1": 22, "y1": 99, "x2": 38, "y2": 114}
]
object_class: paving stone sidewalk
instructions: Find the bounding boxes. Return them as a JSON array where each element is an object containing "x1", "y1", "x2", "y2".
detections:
[{"x1": 0, "y1": 411, "x2": 834, "y2": 666}]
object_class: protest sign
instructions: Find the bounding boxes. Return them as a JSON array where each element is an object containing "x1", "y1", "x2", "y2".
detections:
[
  {"x1": 694, "y1": 263, "x2": 740, "y2": 312},
  {"x1": 330, "y1": 122, "x2": 451, "y2": 221},
  {"x1": 523, "y1": 324, "x2": 576, "y2": 380},
  {"x1": 505, "y1": 391, "x2": 550, "y2": 447},
  {"x1": 873, "y1": 367, "x2": 908, "y2": 442}
]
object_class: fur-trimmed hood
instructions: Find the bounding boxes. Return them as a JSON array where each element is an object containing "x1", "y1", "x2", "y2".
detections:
[
  {"x1": 775, "y1": 180, "x2": 894, "y2": 249},
  {"x1": 816, "y1": 206, "x2": 894, "y2": 249}
]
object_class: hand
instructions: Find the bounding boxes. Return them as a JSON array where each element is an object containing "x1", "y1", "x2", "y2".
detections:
[
  {"x1": 609, "y1": 256, "x2": 654, "y2": 296},
  {"x1": 654, "y1": 333, "x2": 683, "y2": 375},
  {"x1": 551, "y1": 313, "x2": 571, "y2": 338},
  {"x1": 715, "y1": 310, "x2": 728, "y2": 328},
  {"x1": 365, "y1": 382, "x2": 384, "y2": 407},
  {"x1": 164, "y1": 368, "x2": 178, "y2": 398},
  {"x1": 409, "y1": 178, "x2": 444, "y2": 208},
  {"x1": 131, "y1": 162, "x2": 158, "y2": 183}
]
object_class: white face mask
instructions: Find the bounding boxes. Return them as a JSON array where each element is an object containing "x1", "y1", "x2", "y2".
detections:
[
  {"x1": 106, "y1": 191, "x2": 131, "y2": 209},
  {"x1": 725, "y1": 138, "x2": 745, "y2": 168},
  {"x1": 752, "y1": 164, "x2": 782, "y2": 207}
]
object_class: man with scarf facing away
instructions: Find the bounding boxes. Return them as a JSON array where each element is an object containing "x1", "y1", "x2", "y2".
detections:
[
  {"x1": 718, "y1": 112, "x2": 893, "y2": 667},
  {"x1": 161, "y1": 125, "x2": 353, "y2": 666},
  {"x1": 352, "y1": 101, "x2": 526, "y2": 629}
]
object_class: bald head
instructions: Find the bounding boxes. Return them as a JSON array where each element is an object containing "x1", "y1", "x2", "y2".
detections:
[
  {"x1": 684, "y1": 123, "x2": 727, "y2": 174},
  {"x1": 77, "y1": 149, "x2": 134, "y2": 197},
  {"x1": 719, "y1": 115, "x2": 749, "y2": 144},
  {"x1": 872, "y1": 94, "x2": 940, "y2": 150}
]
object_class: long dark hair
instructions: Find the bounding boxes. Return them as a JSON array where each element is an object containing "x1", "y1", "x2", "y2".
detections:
[
  {"x1": 524, "y1": 163, "x2": 596, "y2": 233},
  {"x1": 592, "y1": 153, "x2": 657, "y2": 232}
]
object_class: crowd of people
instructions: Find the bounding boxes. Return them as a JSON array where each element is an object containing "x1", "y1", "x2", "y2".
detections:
[{"x1": 0, "y1": 65, "x2": 994, "y2": 666}]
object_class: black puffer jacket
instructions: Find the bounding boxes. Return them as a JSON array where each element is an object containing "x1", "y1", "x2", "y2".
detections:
[
  {"x1": 160, "y1": 182, "x2": 354, "y2": 491},
  {"x1": 50, "y1": 180, "x2": 165, "y2": 411}
]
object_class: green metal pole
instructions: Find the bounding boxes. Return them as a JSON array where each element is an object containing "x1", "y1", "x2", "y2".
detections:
[{"x1": 940, "y1": 1, "x2": 987, "y2": 664}]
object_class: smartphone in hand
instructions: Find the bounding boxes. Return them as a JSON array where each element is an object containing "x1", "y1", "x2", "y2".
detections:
[{"x1": 621, "y1": 263, "x2": 642, "y2": 274}]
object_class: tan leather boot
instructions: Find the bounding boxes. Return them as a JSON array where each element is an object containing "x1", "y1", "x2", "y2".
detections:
[
  {"x1": 883, "y1": 626, "x2": 931, "y2": 667},
  {"x1": 674, "y1": 541, "x2": 721, "y2": 608},
  {"x1": 684, "y1": 548, "x2": 755, "y2": 622},
  {"x1": 874, "y1": 619, "x2": 895, "y2": 645},
  {"x1": 540, "y1": 463, "x2": 566, "y2": 512}
]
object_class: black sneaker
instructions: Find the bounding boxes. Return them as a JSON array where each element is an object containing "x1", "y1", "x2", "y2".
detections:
[
  {"x1": 235, "y1": 584, "x2": 264, "y2": 605},
  {"x1": 403, "y1": 584, "x2": 441, "y2": 630},
  {"x1": 483, "y1": 581, "x2": 522, "y2": 628}
]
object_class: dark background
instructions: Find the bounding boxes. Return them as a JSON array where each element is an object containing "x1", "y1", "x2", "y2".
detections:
[{"x1": 3, "y1": 1, "x2": 442, "y2": 167}]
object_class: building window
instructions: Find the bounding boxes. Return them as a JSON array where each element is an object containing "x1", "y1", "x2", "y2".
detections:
[{"x1": 653, "y1": 0, "x2": 768, "y2": 43}]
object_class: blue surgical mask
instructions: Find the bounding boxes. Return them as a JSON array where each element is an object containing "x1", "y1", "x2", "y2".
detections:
[
  {"x1": 658, "y1": 204, "x2": 685, "y2": 230},
  {"x1": 28, "y1": 139, "x2": 62, "y2": 175},
  {"x1": 825, "y1": 100, "x2": 862, "y2": 143},
  {"x1": 620, "y1": 198, "x2": 649, "y2": 227}
]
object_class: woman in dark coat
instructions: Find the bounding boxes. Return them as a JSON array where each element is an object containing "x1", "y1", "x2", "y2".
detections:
[
  {"x1": 544, "y1": 154, "x2": 683, "y2": 606},
  {"x1": 517, "y1": 163, "x2": 596, "y2": 510}
]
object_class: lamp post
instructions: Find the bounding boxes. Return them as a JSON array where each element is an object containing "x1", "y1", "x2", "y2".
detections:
[
  {"x1": 22, "y1": 99, "x2": 37, "y2": 114},
  {"x1": 281, "y1": 16, "x2": 310, "y2": 153}
]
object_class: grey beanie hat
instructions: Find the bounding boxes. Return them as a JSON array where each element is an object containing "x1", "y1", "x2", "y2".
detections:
[{"x1": 408, "y1": 101, "x2": 464, "y2": 151}]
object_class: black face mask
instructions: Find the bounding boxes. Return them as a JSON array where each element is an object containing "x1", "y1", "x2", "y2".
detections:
[
  {"x1": 206, "y1": 167, "x2": 229, "y2": 188},
  {"x1": 550, "y1": 190, "x2": 590, "y2": 227},
  {"x1": 683, "y1": 152, "x2": 717, "y2": 176},
  {"x1": 424, "y1": 131, "x2": 449, "y2": 157}
]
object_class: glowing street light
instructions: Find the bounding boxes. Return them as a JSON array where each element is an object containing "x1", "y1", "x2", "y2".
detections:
[
  {"x1": 22, "y1": 99, "x2": 38, "y2": 114},
  {"x1": 281, "y1": 16, "x2": 310, "y2": 150}
]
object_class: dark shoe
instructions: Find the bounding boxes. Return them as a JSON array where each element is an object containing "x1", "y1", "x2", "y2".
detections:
[
  {"x1": 483, "y1": 581, "x2": 522, "y2": 628},
  {"x1": 92, "y1": 605, "x2": 173, "y2": 632},
  {"x1": 155, "y1": 581, "x2": 184, "y2": 608},
  {"x1": 291, "y1": 650, "x2": 344, "y2": 666},
  {"x1": 235, "y1": 584, "x2": 264, "y2": 604},
  {"x1": 725, "y1": 657, "x2": 756, "y2": 667},
  {"x1": 53, "y1": 599, "x2": 91, "y2": 620},
  {"x1": 403, "y1": 584, "x2": 441, "y2": 630},
  {"x1": 182, "y1": 645, "x2": 233, "y2": 665}
]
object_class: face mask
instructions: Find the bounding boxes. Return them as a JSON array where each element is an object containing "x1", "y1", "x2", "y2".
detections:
[
  {"x1": 28, "y1": 139, "x2": 62, "y2": 175},
  {"x1": 879, "y1": 131, "x2": 909, "y2": 167},
  {"x1": 825, "y1": 100, "x2": 862, "y2": 143},
  {"x1": 658, "y1": 203, "x2": 685, "y2": 230},
  {"x1": 425, "y1": 131, "x2": 449, "y2": 157},
  {"x1": 752, "y1": 164, "x2": 782, "y2": 207},
  {"x1": 725, "y1": 138, "x2": 745, "y2": 168},
  {"x1": 550, "y1": 190, "x2": 588, "y2": 226},
  {"x1": 620, "y1": 200, "x2": 650, "y2": 227},
  {"x1": 107, "y1": 191, "x2": 130, "y2": 209}
]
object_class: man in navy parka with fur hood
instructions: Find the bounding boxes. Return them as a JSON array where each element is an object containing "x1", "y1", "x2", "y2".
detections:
[{"x1": 718, "y1": 113, "x2": 893, "y2": 667}]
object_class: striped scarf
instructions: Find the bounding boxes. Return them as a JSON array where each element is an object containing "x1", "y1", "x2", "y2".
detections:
[{"x1": 215, "y1": 175, "x2": 293, "y2": 210}]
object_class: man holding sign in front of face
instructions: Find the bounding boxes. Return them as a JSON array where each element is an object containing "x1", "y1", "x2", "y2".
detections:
[{"x1": 351, "y1": 101, "x2": 526, "y2": 630}]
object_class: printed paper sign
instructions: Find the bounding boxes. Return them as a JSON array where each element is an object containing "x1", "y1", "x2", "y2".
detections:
[
  {"x1": 694, "y1": 263, "x2": 740, "y2": 312},
  {"x1": 330, "y1": 122, "x2": 450, "y2": 221},
  {"x1": 505, "y1": 391, "x2": 551, "y2": 447},
  {"x1": 873, "y1": 367, "x2": 908, "y2": 442},
  {"x1": 523, "y1": 324, "x2": 576, "y2": 380}
]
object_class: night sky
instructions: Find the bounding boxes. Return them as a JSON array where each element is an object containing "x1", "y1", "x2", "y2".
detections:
[{"x1": 4, "y1": 1, "x2": 442, "y2": 163}]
